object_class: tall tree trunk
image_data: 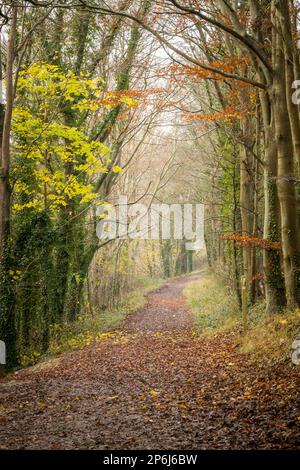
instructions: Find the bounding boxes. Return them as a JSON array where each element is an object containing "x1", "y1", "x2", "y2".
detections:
[
  {"x1": 0, "y1": 8, "x2": 16, "y2": 258},
  {"x1": 260, "y1": 91, "x2": 286, "y2": 312},
  {"x1": 272, "y1": 2, "x2": 300, "y2": 308},
  {"x1": 276, "y1": 0, "x2": 300, "y2": 175},
  {"x1": 240, "y1": 97, "x2": 255, "y2": 304},
  {"x1": 0, "y1": 7, "x2": 18, "y2": 367}
]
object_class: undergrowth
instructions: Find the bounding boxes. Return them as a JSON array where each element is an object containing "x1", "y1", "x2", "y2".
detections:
[
  {"x1": 184, "y1": 275, "x2": 300, "y2": 362},
  {"x1": 183, "y1": 276, "x2": 240, "y2": 334},
  {"x1": 20, "y1": 277, "x2": 161, "y2": 367}
]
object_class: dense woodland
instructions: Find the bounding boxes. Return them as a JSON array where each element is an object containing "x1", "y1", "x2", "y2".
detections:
[{"x1": 0, "y1": 0, "x2": 300, "y2": 370}]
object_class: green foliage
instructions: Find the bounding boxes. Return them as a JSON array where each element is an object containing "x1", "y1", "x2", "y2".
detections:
[
  {"x1": 184, "y1": 275, "x2": 240, "y2": 334},
  {"x1": 45, "y1": 276, "x2": 161, "y2": 358},
  {"x1": 240, "y1": 307, "x2": 300, "y2": 361},
  {"x1": 12, "y1": 63, "x2": 111, "y2": 214},
  {"x1": 185, "y1": 273, "x2": 300, "y2": 363},
  {"x1": 0, "y1": 58, "x2": 143, "y2": 369}
]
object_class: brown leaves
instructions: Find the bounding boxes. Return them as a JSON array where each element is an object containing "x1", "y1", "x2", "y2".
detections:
[
  {"x1": 183, "y1": 106, "x2": 250, "y2": 122},
  {"x1": 0, "y1": 275, "x2": 298, "y2": 449},
  {"x1": 221, "y1": 233, "x2": 282, "y2": 251}
]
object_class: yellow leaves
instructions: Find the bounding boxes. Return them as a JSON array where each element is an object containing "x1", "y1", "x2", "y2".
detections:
[
  {"x1": 13, "y1": 200, "x2": 43, "y2": 212},
  {"x1": 63, "y1": 176, "x2": 91, "y2": 200},
  {"x1": 294, "y1": 309, "x2": 300, "y2": 318},
  {"x1": 67, "y1": 337, "x2": 84, "y2": 349},
  {"x1": 19, "y1": 63, "x2": 62, "y2": 82},
  {"x1": 13, "y1": 108, "x2": 44, "y2": 143},
  {"x1": 12, "y1": 63, "x2": 114, "y2": 215},
  {"x1": 9, "y1": 269, "x2": 22, "y2": 281},
  {"x1": 18, "y1": 63, "x2": 101, "y2": 109},
  {"x1": 75, "y1": 149, "x2": 109, "y2": 176},
  {"x1": 63, "y1": 75, "x2": 92, "y2": 101},
  {"x1": 80, "y1": 193, "x2": 97, "y2": 205},
  {"x1": 12, "y1": 131, "x2": 109, "y2": 213},
  {"x1": 139, "y1": 389, "x2": 160, "y2": 402},
  {"x1": 19, "y1": 351, "x2": 41, "y2": 367},
  {"x1": 11, "y1": 63, "x2": 138, "y2": 216},
  {"x1": 168, "y1": 338, "x2": 177, "y2": 344},
  {"x1": 139, "y1": 389, "x2": 190, "y2": 415},
  {"x1": 36, "y1": 402, "x2": 46, "y2": 410},
  {"x1": 95, "y1": 331, "x2": 116, "y2": 342},
  {"x1": 153, "y1": 331, "x2": 163, "y2": 338},
  {"x1": 177, "y1": 403, "x2": 188, "y2": 410},
  {"x1": 112, "y1": 166, "x2": 122, "y2": 174},
  {"x1": 12, "y1": 108, "x2": 32, "y2": 122},
  {"x1": 37, "y1": 169, "x2": 52, "y2": 185},
  {"x1": 119, "y1": 96, "x2": 139, "y2": 107},
  {"x1": 51, "y1": 330, "x2": 135, "y2": 354}
]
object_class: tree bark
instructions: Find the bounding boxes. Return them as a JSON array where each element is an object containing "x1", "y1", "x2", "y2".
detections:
[{"x1": 272, "y1": 1, "x2": 300, "y2": 308}]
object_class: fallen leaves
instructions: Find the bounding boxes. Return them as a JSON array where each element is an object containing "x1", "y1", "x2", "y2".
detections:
[
  {"x1": 0, "y1": 274, "x2": 299, "y2": 450},
  {"x1": 36, "y1": 402, "x2": 46, "y2": 409}
]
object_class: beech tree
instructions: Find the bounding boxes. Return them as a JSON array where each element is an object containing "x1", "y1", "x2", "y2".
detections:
[{"x1": 1, "y1": 0, "x2": 300, "y2": 366}]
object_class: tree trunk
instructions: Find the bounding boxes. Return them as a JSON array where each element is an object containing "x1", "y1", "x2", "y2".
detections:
[
  {"x1": 0, "y1": 7, "x2": 18, "y2": 368},
  {"x1": 272, "y1": 4, "x2": 300, "y2": 308},
  {"x1": 260, "y1": 91, "x2": 286, "y2": 313},
  {"x1": 240, "y1": 98, "x2": 255, "y2": 304}
]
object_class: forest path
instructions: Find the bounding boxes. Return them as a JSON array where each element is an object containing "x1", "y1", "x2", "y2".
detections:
[{"x1": 0, "y1": 273, "x2": 299, "y2": 450}]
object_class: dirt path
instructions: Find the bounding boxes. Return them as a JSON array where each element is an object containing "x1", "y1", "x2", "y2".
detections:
[{"x1": 0, "y1": 274, "x2": 299, "y2": 450}]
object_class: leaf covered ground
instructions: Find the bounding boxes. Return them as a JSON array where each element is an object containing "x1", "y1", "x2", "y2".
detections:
[{"x1": 0, "y1": 274, "x2": 299, "y2": 449}]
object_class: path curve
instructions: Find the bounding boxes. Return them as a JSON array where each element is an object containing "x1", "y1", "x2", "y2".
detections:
[
  {"x1": 0, "y1": 273, "x2": 299, "y2": 450},
  {"x1": 122, "y1": 273, "x2": 201, "y2": 333}
]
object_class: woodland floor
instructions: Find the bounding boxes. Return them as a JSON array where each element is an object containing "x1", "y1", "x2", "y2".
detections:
[{"x1": 0, "y1": 274, "x2": 299, "y2": 450}]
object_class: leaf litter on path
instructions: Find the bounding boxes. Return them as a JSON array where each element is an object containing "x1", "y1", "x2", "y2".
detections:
[{"x1": 0, "y1": 273, "x2": 299, "y2": 449}]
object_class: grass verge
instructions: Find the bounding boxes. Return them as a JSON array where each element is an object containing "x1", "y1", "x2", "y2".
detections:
[
  {"x1": 183, "y1": 275, "x2": 240, "y2": 335},
  {"x1": 20, "y1": 277, "x2": 161, "y2": 367},
  {"x1": 184, "y1": 274, "x2": 300, "y2": 362}
]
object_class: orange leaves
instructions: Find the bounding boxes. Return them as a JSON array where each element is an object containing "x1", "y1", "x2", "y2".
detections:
[
  {"x1": 161, "y1": 56, "x2": 251, "y2": 83},
  {"x1": 159, "y1": 58, "x2": 256, "y2": 122},
  {"x1": 208, "y1": 56, "x2": 251, "y2": 75},
  {"x1": 183, "y1": 105, "x2": 249, "y2": 122},
  {"x1": 221, "y1": 233, "x2": 282, "y2": 251},
  {"x1": 94, "y1": 88, "x2": 165, "y2": 109},
  {"x1": 252, "y1": 273, "x2": 264, "y2": 282}
]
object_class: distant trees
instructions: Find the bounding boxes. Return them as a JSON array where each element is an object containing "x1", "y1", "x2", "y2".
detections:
[
  {"x1": 1, "y1": 0, "x2": 300, "y2": 366},
  {"x1": 0, "y1": 0, "x2": 157, "y2": 366},
  {"x1": 142, "y1": 0, "x2": 300, "y2": 315}
]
